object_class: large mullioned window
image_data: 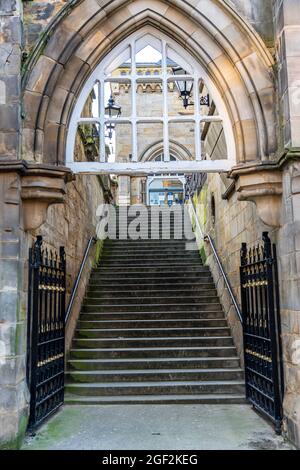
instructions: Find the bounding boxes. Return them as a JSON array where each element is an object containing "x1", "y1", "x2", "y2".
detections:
[{"x1": 67, "y1": 29, "x2": 235, "y2": 173}]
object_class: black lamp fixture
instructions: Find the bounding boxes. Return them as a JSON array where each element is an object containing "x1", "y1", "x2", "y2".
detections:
[
  {"x1": 105, "y1": 95, "x2": 122, "y2": 140},
  {"x1": 172, "y1": 66, "x2": 210, "y2": 109}
]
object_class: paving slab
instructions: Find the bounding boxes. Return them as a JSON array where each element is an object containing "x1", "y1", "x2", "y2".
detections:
[{"x1": 21, "y1": 405, "x2": 294, "y2": 450}]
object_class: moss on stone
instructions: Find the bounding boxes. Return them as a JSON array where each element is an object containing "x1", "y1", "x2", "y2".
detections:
[
  {"x1": 93, "y1": 239, "x2": 104, "y2": 267},
  {"x1": 0, "y1": 411, "x2": 28, "y2": 450}
]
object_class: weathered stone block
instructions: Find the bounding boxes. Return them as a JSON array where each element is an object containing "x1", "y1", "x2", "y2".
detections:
[
  {"x1": 284, "y1": 28, "x2": 300, "y2": 57},
  {"x1": 22, "y1": 91, "x2": 42, "y2": 129},
  {"x1": 0, "y1": 0, "x2": 18, "y2": 15},
  {"x1": 0, "y1": 74, "x2": 19, "y2": 103},
  {"x1": 46, "y1": 86, "x2": 69, "y2": 124},
  {"x1": 0, "y1": 16, "x2": 22, "y2": 44},
  {"x1": 0, "y1": 321, "x2": 26, "y2": 357},
  {"x1": 292, "y1": 193, "x2": 300, "y2": 221},
  {"x1": 0, "y1": 104, "x2": 19, "y2": 131},
  {"x1": 0, "y1": 42, "x2": 21, "y2": 75},
  {"x1": 25, "y1": 55, "x2": 57, "y2": 94},
  {"x1": 0, "y1": 131, "x2": 18, "y2": 158},
  {"x1": 0, "y1": 356, "x2": 26, "y2": 386},
  {"x1": 43, "y1": 23, "x2": 81, "y2": 63},
  {"x1": 0, "y1": 291, "x2": 19, "y2": 323},
  {"x1": 282, "y1": 0, "x2": 300, "y2": 26}
]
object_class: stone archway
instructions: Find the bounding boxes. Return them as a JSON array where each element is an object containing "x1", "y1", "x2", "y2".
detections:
[
  {"x1": 21, "y1": 0, "x2": 281, "y2": 226},
  {"x1": 22, "y1": 0, "x2": 276, "y2": 165}
]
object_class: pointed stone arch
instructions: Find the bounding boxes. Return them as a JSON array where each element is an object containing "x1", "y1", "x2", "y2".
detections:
[{"x1": 22, "y1": 0, "x2": 276, "y2": 171}]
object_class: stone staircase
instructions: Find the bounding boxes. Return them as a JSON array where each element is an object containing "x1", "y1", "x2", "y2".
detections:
[{"x1": 65, "y1": 207, "x2": 245, "y2": 404}]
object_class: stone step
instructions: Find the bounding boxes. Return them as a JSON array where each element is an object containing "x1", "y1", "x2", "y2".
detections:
[
  {"x1": 100, "y1": 253, "x2": 202, "y2": 261},
  {"x1": 102, "y1": 248, "x2": 198, "y2": 255},
  {"x1": 87, "y1": 286, "x2": 217, "y2": 294},
  {"x1": 103, "y1": 245, "x2": 194, "y2": 251},
  {"x1": 64, "y1": 393, "x2": 246, "y2": 405},
  {"x1": 96, "y1": 264, "x2": 207, "y2": 271},
  {"x1": 66, "y1": 368, "x2": 244, "y2": 383},
  {"x1": 86, "y1": 288, "x2": 217, "y2": 296},
  {"x1": 81, "y1": 303, "x2": 223, "y2": 313},
  {"x1": 91, "y1": 272, "x2": 213, "y2": 281},
  {"x1": 80, "y1": 310, "x2": 225, "y2": 320},
  {"x1": 69, "y1": 345, "x2": 238, "y2": 359},
  {"x1": 72, "y1": 336, "x2": 234, "y2": 349},
  {"x1": 77, "y1": 318, "x2": 228, "y2": 329},
  {"x1": 105, "y1": 239, "x2": 189, "y2": 246},
  {"x1": 89, "y1": 278, "x2": 214, "y2": 286},
  {"x1": 67, "y1": 356, "x2": 241, "y2": 371},
  {"x1": 110, "y1": 236, "x2": 195, "y2": 241},
  {"x1": 100, "y1": 259, "x2": 202, "y2": 266},
  {"x1": 66, "y1": 219, "x2": 243, "y2": 407},
  {"x1": 65, "y1": 380, "x2": 245, "y2": 396},
  {"x1": 84, "y1": 296, "x2": 220, "y2": 306},
  {"x1": 75, "y1": 327, "x2": 231, "y2": 338}
]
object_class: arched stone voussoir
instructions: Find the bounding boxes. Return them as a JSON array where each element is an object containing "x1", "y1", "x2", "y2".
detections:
[{"x1": 22, "y1": 0, "x2": 277, "y2": 166}]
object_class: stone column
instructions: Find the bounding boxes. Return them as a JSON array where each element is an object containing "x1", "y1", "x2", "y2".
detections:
[
  {"x1": 0, "y1": 1, "x2": 26, "y2": 449},
  {"x1": 274, "y1": 0, "x2": 300, "y2": 151},
  {"x1": 0, "y1": 171, "x2": 28, "y2": 449},
  {"x1": 0, "y1": 0, "x2": 22, "y2": 160},
  {"x1": 272, "y1": 0, "x2": 300, "y2": 448},
  {"x1": 118, "y1": 175, "x2": 131, "y2": 206},
  {"x1": 130, "y1": 177, "x2": 143, "y2": 205}
]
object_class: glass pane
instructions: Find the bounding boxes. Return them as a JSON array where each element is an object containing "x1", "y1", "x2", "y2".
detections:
[
  {"x1": 166, "y1": 46, "x2": 192, "y2": 75},
  {"x1": 167, "y1": 79, "x2": 194, "y2": 117},
  {"x1": 105, "y1": 47, "x2": 131, "y2": 77},
  {"x1": 136, "y1": 79, "x2": 163, "y2": 117},
  {"x1": 75, "y1": 123, "x2": 100, "y2": 162},
  {"x1": 80, "y1": 83, "x2": 99, "y2": 118},
  {"x1": 169, "y1": 121, "x2": 195, "y2": 160},
  {"x1": 104, "y1": 80, "x2": 131, "y2": 118},
  {"x1": 137, "y1": 122, "x2": 163, "y2": 160},
  {"x1": 201, "y1": 120, "x2": 227, "y2": 160},
  {"x1": 109, "y1": 122, "x2": 132, "y2": 163},
  {"x1": 135, "y1": 44, "x2": 162, "y2": 72},
  {"x1": 149, "y1": 178, "x2": 184, "y2": 206}
]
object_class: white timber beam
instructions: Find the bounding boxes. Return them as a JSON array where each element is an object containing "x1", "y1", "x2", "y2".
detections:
[{"x1": 68, "y1": 160, "x2": 231, "y2": 175}]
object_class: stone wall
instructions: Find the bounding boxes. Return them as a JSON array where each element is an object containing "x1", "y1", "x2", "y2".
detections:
[
  {"x1": 192, "y1": 172, "x2": 271, "y2": 361},
  {"x1": 278, "y1": 160, "x2": 300, "y2": 446},
  {"x1": 273, "y1": 0, "x2": 300, "y2": 447},
  {"x1": 0, "y1": 0, "x2": 22, "y2": 159},
  {"x1": 27, "y1": 173, "x2": 105, "y2": 352},
  {"x1": 274, "y1": 0, "x2": 300, "y2": 151},
  {"x1": 230, "y1": 0, "x2": 274, "y2": 47},
  {"x1": 0, "y1": 170, "x2": 28, "y2": 449},
  {"x1": 0, "y1": 0, "x2": 27, "y2": 449},
  {"x1": 21, "y1": 0, "x2": 276, "y2": 55}
]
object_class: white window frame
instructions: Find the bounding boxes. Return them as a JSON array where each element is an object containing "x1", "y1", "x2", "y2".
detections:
[{"x1": 66, "y1": 26, "x2": 236, "y2": 174}]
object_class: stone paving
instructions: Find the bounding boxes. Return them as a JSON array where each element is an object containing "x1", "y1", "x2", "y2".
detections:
[{"x1": 22, "y1": 404, "x2": 294, "y2": 450}]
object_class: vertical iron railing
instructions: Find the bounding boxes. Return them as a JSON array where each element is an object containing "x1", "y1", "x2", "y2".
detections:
[
  {"x1": 27, "y1": 236, "x2": 66, "y2": 430},
  {"x1": 240, "y1": 232, "x2": 283, "y2": 433}
]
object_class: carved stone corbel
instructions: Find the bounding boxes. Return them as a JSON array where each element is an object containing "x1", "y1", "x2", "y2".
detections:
[
  {"x1": 21, "y1": 165, "x2": 73, "y2": 231},
  {"x1": 230, "y1": 164, "x2": 283, "y2": 227}
]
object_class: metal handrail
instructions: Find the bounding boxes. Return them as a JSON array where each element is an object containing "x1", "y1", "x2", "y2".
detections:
[
  {"x1": 189, "y1": 200, "x2": 243, "y2": 324},
  {"x1": 65, "y1": 235, "x2": 97, "y2": 324}
]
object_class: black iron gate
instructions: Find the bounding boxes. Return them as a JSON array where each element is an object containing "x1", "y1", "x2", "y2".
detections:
[
  {"x1": 240, "y1": 232, "x2": 283, "y2": 433},
  {"x1": 27, "y1": 236, "x2": 66, "y2": 429}
]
